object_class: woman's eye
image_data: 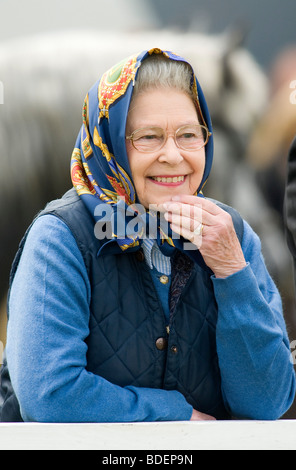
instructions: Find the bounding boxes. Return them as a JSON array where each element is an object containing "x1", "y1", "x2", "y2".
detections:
[
  {"x1": 179, "y1": 132, "x2": 199, "y2": 141},
  {"x1": 182, "y1": 133, "x2": 195, "y2": 139},
  {"x1": 137, "y1": 133, "x2": 160, "y2": 141},
  {"x1": 142, "y1": 134, "x2": 157, "y2": 140}
]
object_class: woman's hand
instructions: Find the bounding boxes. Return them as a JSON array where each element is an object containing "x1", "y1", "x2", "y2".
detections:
[
  {"x1": 163, "y1": 195, "x2": 246, "y2": 278},
  {"x1": 190, "y1": 408, "x2": 216, "y2": 421}
]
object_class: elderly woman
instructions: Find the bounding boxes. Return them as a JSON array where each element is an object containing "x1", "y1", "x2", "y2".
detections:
[{"x1": 0, "y1": 49, "x2": 295, "y2": 422}]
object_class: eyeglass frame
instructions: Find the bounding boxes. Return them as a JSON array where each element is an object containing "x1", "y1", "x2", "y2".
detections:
[{"x1": 125, "y1": 124, "x2": 212, "y2": 153}]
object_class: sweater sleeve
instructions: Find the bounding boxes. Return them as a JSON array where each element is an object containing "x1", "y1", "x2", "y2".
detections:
[
  {"x1": 6, "y1": 214, "x2": 192, "y2": 423},
  {"x1": 213, "y1": 220, "x2": 296, "y2": 420}
]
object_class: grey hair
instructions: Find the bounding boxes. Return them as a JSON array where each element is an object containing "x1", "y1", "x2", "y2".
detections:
[
  {"x1": 130, "y1": 53, "x2": 206, "y2": 125},
  {"x1": 131, "y1": 53, "x2": 195, "y2": 103}
]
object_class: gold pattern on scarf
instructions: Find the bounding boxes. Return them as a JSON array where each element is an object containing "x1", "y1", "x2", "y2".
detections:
[
  {"x1": 71, "y1": 148, "x2": 97, "y2": 196},
  {"x1": 81, "y1": 94, "x2": 93, "y2": 159},
  {"x1": 93, "y1": 125, "x2": 135, "y2": 205},
  {"x1": 93, "y1": 126, "x2": 112, "y2": 161},
  {"x1": 98, "y1": 55, "x2": 138, "y2": 121}
]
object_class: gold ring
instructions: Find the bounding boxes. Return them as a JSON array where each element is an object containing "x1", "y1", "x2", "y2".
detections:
[{"x1": 193, "y1": 223, "x2": 203, "y2": 236}]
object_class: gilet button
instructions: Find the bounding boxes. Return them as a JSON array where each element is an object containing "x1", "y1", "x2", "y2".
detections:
[
  {"x1": 170, "y1": 345, "x2": 178, "y2": 354},
  {"x1": 159, "y1": 275, "x2": 169, "y2": 285},
  {"x1": 135, "y1": 250, "x2": 145, "y2": 261},
  {"x1": 155, "y1": 337, "x2": 168, "y2": 351}
]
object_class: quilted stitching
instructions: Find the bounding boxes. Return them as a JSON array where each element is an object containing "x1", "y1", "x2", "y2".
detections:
[
  {"x1": 44, "y1": 190, "x2": 245, "y2": 418},
  {"x1": 1, "y1": 189, "x2": 243, "y2": 421}
]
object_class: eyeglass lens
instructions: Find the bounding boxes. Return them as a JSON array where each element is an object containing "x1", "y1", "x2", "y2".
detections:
[{"x1": 131, "y1": 125, "x2": 208, "y2": 152}]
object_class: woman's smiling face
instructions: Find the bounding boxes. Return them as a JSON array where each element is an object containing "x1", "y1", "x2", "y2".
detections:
[{"x1": 125, "y1": 88, "x2": 206, "y2": 209}]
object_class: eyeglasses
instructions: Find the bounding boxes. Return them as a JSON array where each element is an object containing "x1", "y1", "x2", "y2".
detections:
[{"x1": 126, "y1": 124, "x2": 211, "y2": 153}]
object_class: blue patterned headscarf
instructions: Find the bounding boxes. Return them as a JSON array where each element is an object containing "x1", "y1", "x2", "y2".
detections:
[{"x1": 70, "y1": 48, "x2": 214, "y2": 262}]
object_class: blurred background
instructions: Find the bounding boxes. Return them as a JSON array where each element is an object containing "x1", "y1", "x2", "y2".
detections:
[{"x1": 0, "y1": 0, "x2": 296, "y2": 417}]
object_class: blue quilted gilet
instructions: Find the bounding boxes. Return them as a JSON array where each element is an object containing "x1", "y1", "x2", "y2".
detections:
[{"x1": 0, "y1": 188, "x2": 244, "y2": 421}]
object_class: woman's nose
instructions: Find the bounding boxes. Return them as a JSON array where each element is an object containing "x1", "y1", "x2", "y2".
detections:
[{"x1": 158, "y1": 136, "x2": 184, "y2": 165}]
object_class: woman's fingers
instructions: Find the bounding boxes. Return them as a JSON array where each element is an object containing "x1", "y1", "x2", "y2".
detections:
[
  {"x1": 163, "y1": 202, "x2": 203, "y2": 232},
  {"x1": 162, "y1": 196, "x2": 221, "y2": 226},
  {"x1": 168, "y1": 222, "x2": 202, "y2": 249},
  {"x1": 171, "y1": 194, "x2": 222, "y2": 216},
  {"x1": 163, "y1": 195, "x2": 246, "y2": 278}
]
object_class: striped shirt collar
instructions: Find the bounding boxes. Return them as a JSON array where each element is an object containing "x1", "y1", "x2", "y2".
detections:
[{"x1": 142, "y1": 239, "x2": 171, "y2": 275}]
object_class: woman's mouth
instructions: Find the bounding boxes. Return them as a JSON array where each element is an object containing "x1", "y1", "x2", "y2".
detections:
[{"x1": 149, "y1": 175, "x2": 186, "y2": 185}]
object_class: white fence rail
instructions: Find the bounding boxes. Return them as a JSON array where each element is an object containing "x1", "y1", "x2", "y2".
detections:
[{"x1": 0, "y1": 420, "x2": 295, "y2": 450}]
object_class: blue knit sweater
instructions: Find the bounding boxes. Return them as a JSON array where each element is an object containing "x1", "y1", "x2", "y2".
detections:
[{"x1": 6, "y1": 215, "x2": 296, "y2": 422}]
